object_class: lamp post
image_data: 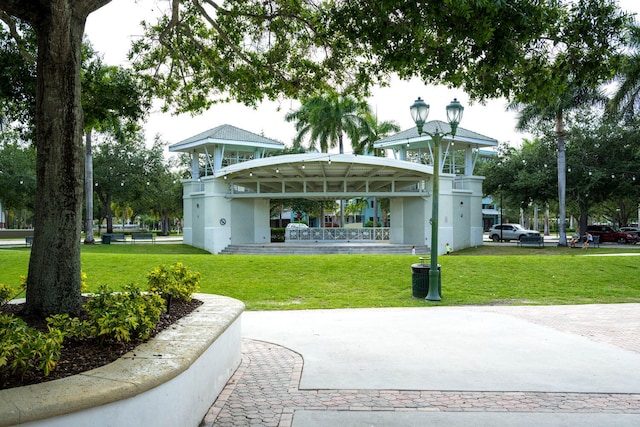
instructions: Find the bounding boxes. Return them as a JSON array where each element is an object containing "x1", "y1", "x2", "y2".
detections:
[{"x1": 410, "y1": 97, "x2": 464, "y2": 301}]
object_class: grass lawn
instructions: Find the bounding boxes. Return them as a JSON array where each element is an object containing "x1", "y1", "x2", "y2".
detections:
[{"x1": 1, "y1": 244, "x2": 639, "y2": 310}]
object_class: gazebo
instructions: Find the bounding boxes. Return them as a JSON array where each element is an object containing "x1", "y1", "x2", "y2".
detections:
[{"x1": 169, "y1": 123, "x2": 498, "y2": 254}]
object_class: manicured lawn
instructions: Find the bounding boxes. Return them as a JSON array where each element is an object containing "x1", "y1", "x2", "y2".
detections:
[{"x1": 1, "y1": 244, "x2": 639, "y2": 310}]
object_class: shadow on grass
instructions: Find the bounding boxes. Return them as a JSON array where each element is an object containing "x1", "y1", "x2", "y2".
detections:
[
  {"x1": 80, "y1": 243, "x2": 209, "y2": 255},
  {"x1": 455, "y1": 244, "x2": 639, "y2": 256}
]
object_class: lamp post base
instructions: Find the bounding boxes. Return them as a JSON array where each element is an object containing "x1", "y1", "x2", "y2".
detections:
[{"x1": 425, "y1": 268, "x2": 441, "y2": 301}]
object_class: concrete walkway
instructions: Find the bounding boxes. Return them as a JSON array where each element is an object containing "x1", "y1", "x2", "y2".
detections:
[{"x1": 202, "y1": 304, "x2": 640, "y2": 426}]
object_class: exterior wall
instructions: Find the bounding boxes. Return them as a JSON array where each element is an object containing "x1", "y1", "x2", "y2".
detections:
[
  {"x1": 203, "y1": 178, "x2": 232, "y2": 254},
  {"x1": 438, "y1": 175, "x2": 455, "y2": 255},
  {"x1": 400, "y1": 197, "x2": 429, "y2": 248},
  {"x1": 231, "y1": 199, "x2": 270, "y2": 245},
  {"x1": 449, "y1": 190, "x2": 471, "y2": 253},
  {"x1": 231, "y1": 199, "x2": 254, "y2": 244},
  {"x1": 389, "y1": 198, "x2": 403, "y2": 244},
  {"x1": 362, "y1": 198, "x2": 384, "y2": 225},
  {"x1": 181, "y1": 180, "x2": 203, "y2": 248},
  {"x1": 253, "y1": 199, "x2": 271, "y2": 243},
  {"x1": 457, "y1": 176, "x2": 485, "y2": 247}
]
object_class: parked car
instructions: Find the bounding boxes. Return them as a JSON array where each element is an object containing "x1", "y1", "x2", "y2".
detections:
[
  {"x1": 286, "y1": 222, "x2": 309, "y2": 229},
  {"x1": 488, "y1": 224, "x2": 541, "y2": 242},
  {"x1": 620, "y1": 226, "x2": 640, "y2": 238},
  {"x1": 587, "y1": 225, "x2": 640, "y2": 244}
]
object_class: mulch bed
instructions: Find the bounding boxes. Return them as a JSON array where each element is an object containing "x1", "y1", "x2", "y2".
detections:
[{"x1": 1, "y1": 297, "x2": 202, "y2": 390}]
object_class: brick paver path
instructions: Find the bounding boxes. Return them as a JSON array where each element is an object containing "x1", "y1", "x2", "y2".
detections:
[{"x1": 200, "y1": 305, "x2": 640, "y2": 426}]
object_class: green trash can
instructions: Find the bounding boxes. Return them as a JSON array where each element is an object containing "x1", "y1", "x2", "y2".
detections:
[
  {"x1": 101, "y1": 234, "x2": 111, "y2": 245},
  {"x1": 411, "y1": 263, "x2": 441, "y2": 299}
]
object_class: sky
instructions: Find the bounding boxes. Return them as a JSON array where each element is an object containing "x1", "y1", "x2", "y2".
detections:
[{"x1": 84, "y1": 0, "x2": 640, "y2": 152}]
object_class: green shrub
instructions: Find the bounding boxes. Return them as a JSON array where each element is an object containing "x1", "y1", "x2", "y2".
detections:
[
  {"x1": 147, "y1": 262, "x2": 201, "y2": 302},
  {"x1": 46, "y1": 313, "x2": 93, "y2": 340},
  {"x1": 2, "y1": 265, "x2": 200, "y2": 379},
  {"x1": 364, "y1": 220, "x2": 383, "y2": 227},
  {"x1": 83, "y1": 284, "x2": 165, "y2": 343},
  {"x1": 47, "y1": 284, "x2": 166, "y2": 344},
  {"x1": 0, "y1": 314, "x2": 63, "y2": 377},
  {"x1": 271, "y1": 227, "x2": 285, "y2": 242},
  {"x1": 0, "y1": 283, "x2": 15, "y2": 305}
]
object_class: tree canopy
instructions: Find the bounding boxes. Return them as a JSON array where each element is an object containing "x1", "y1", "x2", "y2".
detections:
[
  {"x1": 482, "y1": 111, "x2": 640, "y2": 232},
  {"x1": 130, "y1": 1, "x2": 630, "y2": 111}
]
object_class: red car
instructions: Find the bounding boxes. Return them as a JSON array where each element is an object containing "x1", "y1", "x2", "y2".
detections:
[{"x1": 587, "y1": 225, "x2": 640, "y2": 244}]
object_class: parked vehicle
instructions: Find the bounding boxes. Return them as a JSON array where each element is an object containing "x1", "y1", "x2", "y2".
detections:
[
  {"x1": 488, "y1": 224, "x2": 541, "y2": 242},
  {"x1": 620, "y1": 227, "x2": 640, "y2": 238},
  {"x1": 586, "y1": 225, "x2": 640, "y2": 244},
  {"x1": 286, "y1": 222, "x2": 309, "y2": 229}
]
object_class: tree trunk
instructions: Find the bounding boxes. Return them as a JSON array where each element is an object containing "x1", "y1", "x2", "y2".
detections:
[
  {"x1": 544, "y1": 206, "x2": 550, "y2": 236},
  {"x1": 84, "y1": 131, "x2": 95, "y2": 244},
  {"x1": 578, "y1": 199, "x2": 589, "y2": 236},
  {"x1": 105, "y1": 194, "x2": 114, "y2": 233},
  {"x1": 160, "y1": 213, "x2": 170, "y2": 236},
  {"x1": 556, "y1": 120, "x2": 567, "y2": 246},
  {"x1": 25, "y1": 3, "x2": 89, "y2": 315}
]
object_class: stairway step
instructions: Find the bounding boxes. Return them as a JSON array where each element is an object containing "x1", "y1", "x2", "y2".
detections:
[{"x1": 219, "y1": 244, "x2": 429, "y2": 255}]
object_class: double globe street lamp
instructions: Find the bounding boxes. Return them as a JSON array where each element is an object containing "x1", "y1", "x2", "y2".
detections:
[{"x1": 409, "y1": 97, "x2": 464, "y2": 301}]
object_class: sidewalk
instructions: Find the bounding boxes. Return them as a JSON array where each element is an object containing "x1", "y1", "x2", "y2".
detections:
[
  {"x1": 0, "y1": 234, "x2": 183, "y2": 248},
  {"x1": 203, "y1": 304, "x2": 640, "y2": 426}
]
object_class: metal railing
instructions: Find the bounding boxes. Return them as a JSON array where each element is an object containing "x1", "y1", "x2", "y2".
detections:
[{"x1": 285, "y1": 227, "x2": 390, "y2": 242}]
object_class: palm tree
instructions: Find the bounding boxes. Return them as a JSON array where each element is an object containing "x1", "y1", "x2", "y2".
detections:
[
  {"x1": 508, "y1": 83, "x2": 607, "y2": 246},
  {"x1": 286, "y1": 90, "x2": 372, "y2": 226},
  {"x1": 111, "y1": 202, "x2": 134, "y2": 230},
  {"x1": 354, "y1": 113, "x2": 400, "y2": 156},
  {"x1": 344, "y1": 197, "x2": 369, "y2": 224},
  {"x1": 285, "y1": 90, "x2": 371, "y2": 154},
  {"x1": 350, "y1": 112, "x2": 400, "y2": 226},
  {"x1": 609, "y1": 25, "x2": 640, "y2": 119}
]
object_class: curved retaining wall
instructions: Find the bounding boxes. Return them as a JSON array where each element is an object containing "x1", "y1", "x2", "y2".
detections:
[{"x1": 0, "y1": 294, "x2": 244, "y2": 427}]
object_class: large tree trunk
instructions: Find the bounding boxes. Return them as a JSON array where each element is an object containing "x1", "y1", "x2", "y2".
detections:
[
  {"x1": 160, "y1": 212, "x2": 170, "y2": 236},
  {"x1": 578, "y1": 199, "x2": 589, "y2": 236},
  {"x1": 23, "y1": 2, "x2": 91, "y2": 316}
]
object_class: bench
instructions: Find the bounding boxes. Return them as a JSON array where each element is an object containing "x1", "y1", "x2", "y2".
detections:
[
  {"x1": 570, "y1": 235, "x2": 600, "y2": 248},
  {"x1": 517, "y1": 235, "x2": 544, "y2": 247},
  {"x1": 25, "y1": 236, "x2": 33, "y2": 247},
  {"x1": 131, "y1": 233, "x2": 155, "y2": 244},
  {"x1": 102, "y1": 233, "x2": 126, "y2": 244}
]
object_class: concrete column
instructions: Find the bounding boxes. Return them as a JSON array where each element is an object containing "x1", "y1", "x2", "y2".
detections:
[
  {"x1": 191, "y1": 152, "x2": 200, "y2": 179},
  {"x1": 465, "y1": 147, "x2": 474, "y2": 176}
]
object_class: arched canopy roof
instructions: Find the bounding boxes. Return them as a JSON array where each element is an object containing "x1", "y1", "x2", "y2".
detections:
[
  {"x1": 210, "y1": 153, "x2": 433, "y2": 199},
  {"x1": 375, "y1": 120, "x2": 498, "y2": 150}
]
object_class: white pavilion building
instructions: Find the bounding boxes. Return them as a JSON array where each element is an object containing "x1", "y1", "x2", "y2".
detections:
[{"x1": 169, "y1": 123, "x2": 498, "y2": 254}]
